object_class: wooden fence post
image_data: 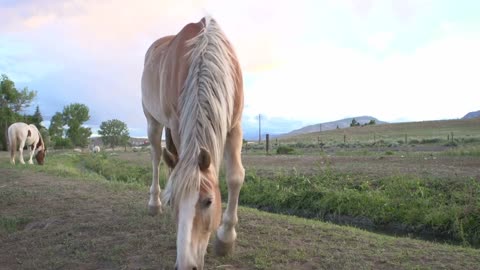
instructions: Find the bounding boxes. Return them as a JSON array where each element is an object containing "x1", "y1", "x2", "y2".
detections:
[{"x1": 266, "y1": 134, "x2": 270, "y2": 155}]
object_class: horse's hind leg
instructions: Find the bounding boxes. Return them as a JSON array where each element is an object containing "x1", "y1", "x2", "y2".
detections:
[
  {"x1": 215, "y1": 125, "x2": 245, "y2": 256},
  {"x1": 146, "y1": 115, "x2": 164, "y2": 216},
  {"x1": 9, "y1": 139, "x2": 16, "y2": 165}
]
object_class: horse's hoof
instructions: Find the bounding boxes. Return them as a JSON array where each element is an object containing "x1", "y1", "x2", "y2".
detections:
[
  {"x1": 148, "y1": 204, "x2": 162, "y2": 216},
  {"x1": 214, "y1": 237, "x2": 235, "y2": 257}
]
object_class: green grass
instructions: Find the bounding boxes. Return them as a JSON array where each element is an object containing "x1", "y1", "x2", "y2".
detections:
[
  {"x1": 221, "y1": 169, "x2": 480, "y2": 247},
  {"x1": 443, "y1": 146, "x2": 480, "y2": 157},
  {"x1": 0, "y1": 216, "x2": 31, "y2": 234}
]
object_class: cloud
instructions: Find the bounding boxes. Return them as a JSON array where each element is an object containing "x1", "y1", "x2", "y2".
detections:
[
  {"x1": 367, "y1": 32, "x2": 395, "y2": 51},
  {"x1": 243, "y1": 29, "x2": 480, "y2": 126}
]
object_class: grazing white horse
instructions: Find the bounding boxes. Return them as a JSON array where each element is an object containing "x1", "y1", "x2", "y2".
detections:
[
  {"x1": 93, "y1": 145, "x2": 100, "y2": 153},
  {"x1": 142, "y1": 17, "x2": 244, "y2": 270},
  {"x1": 8, "y1": 122, "x2": 46, "y2": 165}
]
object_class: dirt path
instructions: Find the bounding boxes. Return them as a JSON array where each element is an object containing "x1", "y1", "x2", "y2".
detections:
[{"x1": 1, "y1": 167, "x2": 479, "y2": 269}]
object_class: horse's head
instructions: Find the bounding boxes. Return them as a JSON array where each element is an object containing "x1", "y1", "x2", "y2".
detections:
[
  {"x1": 167, "y1": 148, "x2": 222, "y2": 270},
  {"x1": 35, "y1": 149, "x2": 46, "y2": 165}
]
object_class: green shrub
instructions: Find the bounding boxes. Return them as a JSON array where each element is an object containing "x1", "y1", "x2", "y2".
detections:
[
  {"x1": 461, "y1": 138, "x2": 480, "y2": 144},
  {"x1": 80, "y1": 154, "x2": 159, "y2": 186},
  {"x1": 445, "y1": 141, "x2": 458, "y2": 147},
  {"x1": 421, "y1": 138, "x2": 442, "y2": 144},
  {"x1": 276, "y1": 145, "x2": 295, "y2": 155},
  {"x1": 233, "y1": 170, "x2": 480, "y2": 246},
  {"x1": 408, "y1": 139, "x2": 420, "y2": 145}
]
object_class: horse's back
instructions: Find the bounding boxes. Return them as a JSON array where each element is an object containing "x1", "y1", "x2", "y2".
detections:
[{"x1": 8, "y1": 122, "x2": 28, "y2": 140}]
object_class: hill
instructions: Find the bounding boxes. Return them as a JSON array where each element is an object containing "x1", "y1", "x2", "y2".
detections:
[
  {"x1": 282, "y1": 116, "x2": 386, "y2": 137},
  {"x1": 280, "y1": 117, "x2": 480, "y2": 144},
  {"x1": 462, "y1": 110, "x2": 480, "y2": 119}
]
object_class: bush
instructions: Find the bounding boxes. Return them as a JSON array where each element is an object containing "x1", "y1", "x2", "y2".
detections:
[
  {"x1": 421, "y1": 138, "x2": 442, "y2": 144},
  {"x1": 408, "y1": 139, "x2": 420, "y2": 145},
  {"x1": 229, "y1": 170, "x2": 480, "y2": 246},
  {"x1": 460, "y1": 138, "x2": 480, "y2": 144},
  {"x1": 80, "y1": 154, "x2": 157, "y2": 186},
  {"x1": 53, "y1": 138, "x2": 73, "y2": 149},
  {"x1": 276, "y1": 145, "x2": 295, "y2": 155},
  {"x1": 444, "y1": 141, "x2": 458, "y2": 147}
]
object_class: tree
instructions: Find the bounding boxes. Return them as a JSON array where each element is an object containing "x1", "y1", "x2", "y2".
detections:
[
  {"x1": 23, "y1": 105, "x2": 44, "y2": 129},
  {"x1": 49, "y1": 112, "x2": 64, "y2": 139},
  {"x1": 31, "y1": 105, "x2": 44, "y2": 128},
  {"x1": 48, "y1": 103, "x2": 92, "y2": 148},
  {"x1": 62, "y1": 103, "x2": 91, "y2": 147},
  {"x1": 0, "y1": 74, "x2": 37, "y2": 150},
  {"x1": 350, "y1": 118, "x2": 360, "y2": 127},
  {"x1": 98, "y1": 119, "x2": 130, "y2": 149},
  {"x1": 49, "y1": 112, "x2": 67, "y2": 149}
]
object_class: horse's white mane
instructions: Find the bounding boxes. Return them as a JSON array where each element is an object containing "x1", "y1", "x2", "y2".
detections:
[{"x1": 163, "y1": 17, "x2": 236, "y2": 210}]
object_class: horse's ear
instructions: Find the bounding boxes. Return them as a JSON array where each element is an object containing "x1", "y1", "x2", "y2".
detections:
[
  {"x1": 162, "y1": 147, "x2": 177, "y2": 169},
  {"x1": 198, "y1": 147, "x2": 211, "y2": 171}
]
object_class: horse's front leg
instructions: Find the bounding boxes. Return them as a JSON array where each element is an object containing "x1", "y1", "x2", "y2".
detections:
[
  {"x1": 28, "y1": 146, "x2": 35, "y2": 164},
  {"x1": 215, "y1": 125, "x2": 245, "y2": 256},
  {"x1": 146, "y1": 119, "x2": 164, "y2": 216},
  {"x1": 18, "y1": 141, "x2": 26, "y2": 165}
]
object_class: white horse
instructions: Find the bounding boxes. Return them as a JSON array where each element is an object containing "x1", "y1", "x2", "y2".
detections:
[
  {"x1": 93, "y1": 145, "x2": 100, "y2": 153},
  {"x1": 8, "y1": 122, "x2": 46, "y2": 165}
]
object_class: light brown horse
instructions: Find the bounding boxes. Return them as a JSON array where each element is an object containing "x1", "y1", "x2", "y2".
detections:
[
  {"x1": 141, "y1": 17, "x2": 244, "y2": 270},
  {"x1": 8, "y1": 122, "x2": 46, "y2": 165}
]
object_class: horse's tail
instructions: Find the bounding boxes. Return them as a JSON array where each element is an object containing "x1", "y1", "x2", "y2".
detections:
[{"x1": 8, "y1": 125, "x2": 16, "y2": 161}]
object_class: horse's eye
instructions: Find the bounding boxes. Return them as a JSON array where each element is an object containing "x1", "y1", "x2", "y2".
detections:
[{"x1": 202, "y1": 198, "x2": 213, "y2": 208}]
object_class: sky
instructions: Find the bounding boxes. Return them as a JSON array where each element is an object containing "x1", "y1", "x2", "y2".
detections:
[{"x1": 1, "y1": 0, "x2": 479, "y2": 139}]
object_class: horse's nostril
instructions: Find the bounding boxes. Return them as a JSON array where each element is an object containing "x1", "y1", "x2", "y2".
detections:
[{"x1": 193, "y1": 268, "x2": 197, "y2": 270}]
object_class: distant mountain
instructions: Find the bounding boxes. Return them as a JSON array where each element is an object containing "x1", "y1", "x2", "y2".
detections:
[
  {"x1": 462, "y1": 110, "x2": 480, "y2": 119},
  {"x1": 281, "y1": 116, "x2": 387, "y2": 137}
]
